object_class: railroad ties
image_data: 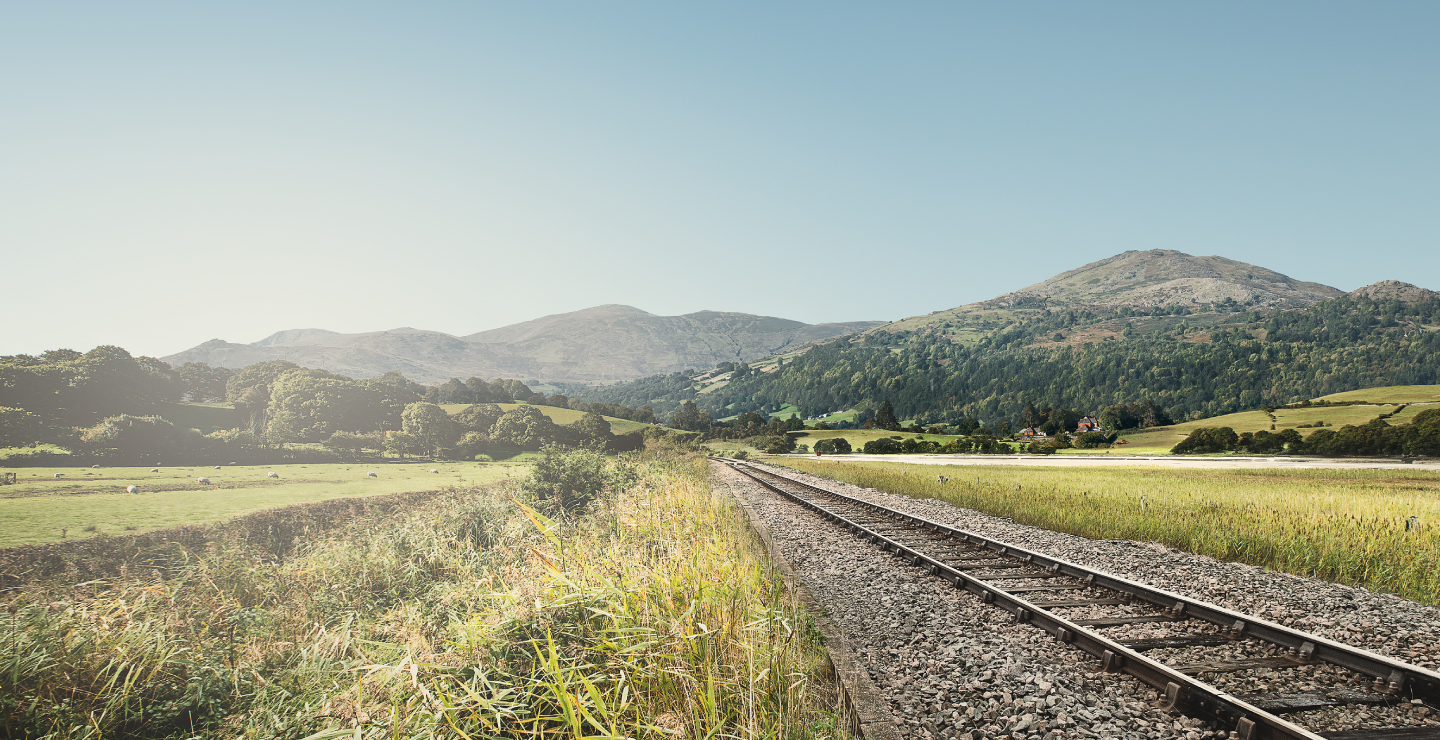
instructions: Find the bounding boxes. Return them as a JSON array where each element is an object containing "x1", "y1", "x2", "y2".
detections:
[{"x1": 718, "y1": 459, "x2": 1440, "y2": 740}]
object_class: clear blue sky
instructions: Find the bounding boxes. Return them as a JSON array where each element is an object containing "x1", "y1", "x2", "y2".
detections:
[{"x1": 2, "y1": 2, "x2": 1436, "y2": 357}]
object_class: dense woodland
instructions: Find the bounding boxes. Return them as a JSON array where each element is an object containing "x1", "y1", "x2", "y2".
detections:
[{"x1": 574, "y1": 293, "x2": 1440, "y2": 433}]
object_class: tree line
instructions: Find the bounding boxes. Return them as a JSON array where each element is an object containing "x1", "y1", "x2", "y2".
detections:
[
  {"x1": 1, "y1": 349, "x2": 649, "y2": 464},
  {"x1": 1172, "y1": 408, "x2": 1440, "y2": 458}
]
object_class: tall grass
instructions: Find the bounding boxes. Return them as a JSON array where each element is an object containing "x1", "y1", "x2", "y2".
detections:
[
  {"x1": 1, "y1": 453, "x2": 843, "y2": 739},
  {"x1": 780, "y1": 459, "x2": 1440, "y2": 605}
]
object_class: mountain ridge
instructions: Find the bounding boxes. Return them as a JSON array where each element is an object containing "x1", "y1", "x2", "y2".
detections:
[{"x1": 162, "y1": 307, "x2": 886, "y2": 384}]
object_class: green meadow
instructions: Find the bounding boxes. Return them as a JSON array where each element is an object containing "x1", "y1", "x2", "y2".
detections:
[
  {"x1": 438, "y1": 402, "x2": 653, "y2": 433},
  {"x1": 1102, "y1": 386, "x2": 1440, "y2": 455},
  {"x1": 779, "y1": 457, "x2": 1440, "y2": 604},
  {"x1": 0, "y1": 461, "x2": 525, "y2": 547}
]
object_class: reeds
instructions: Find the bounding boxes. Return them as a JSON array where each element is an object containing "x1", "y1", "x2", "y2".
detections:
[
  {"x1": 2, "y1": 452, "x2": 844, "y2": 739},
  {"x1": 781, "y1": 459, "x2": 1440, "y2": 605}
]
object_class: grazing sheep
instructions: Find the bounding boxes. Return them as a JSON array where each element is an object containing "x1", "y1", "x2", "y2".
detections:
[
  {"x1": 126, "y1": 485, "x2": 139, "y2": 494},
  {"x1": 267, "y1": 471, "x2": 279, "y2": 478},
  {"x1": 430, "y1": 469, "x2": 439, "y2": 474},
  {"x1": 214, "y1": 466, "x2": 222, "y2": 470},
  {"x1": 53, "y1": 473, "x2": 63, "y2": 478},
  {"x1": 366, "y1": 471, "x2": 378, "y2": 478},
  {"x1": 150, "y1": 468, "x2": 160, "y2": 473},
  {"x1": 197, "y1": 476, "x2": 211, "y2": 484}
]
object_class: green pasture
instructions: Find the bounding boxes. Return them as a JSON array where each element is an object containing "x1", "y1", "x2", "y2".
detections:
[
  {"x1": 437, "y1": 402, "x2": 652, "y2": 434},
  {"x1": 1100, "y1": 401, "x2": 1438, "y2": 455},
  {"x1": 0, "y1": 461, "x2": 526, "y2": 548},
  {"x1": 780, "y1": 458, "x2": 1440, "y2": 604},
  {"x1": 1316, "y1": 385, "x2": 1440, "y2": 404}
]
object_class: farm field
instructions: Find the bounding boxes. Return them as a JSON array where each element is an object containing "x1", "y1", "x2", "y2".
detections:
[
  {"x1": 778, "y1": 457, "x2": 1440, "y2": 605},
  {"x1": 0, "y1": 461, "x2": 526, "y2": 547},
  {"x1": 1317, "y1": 385, "x2": 1440, "y2": 404},
  {"x1": 437, "y1": 402, "x2": 653, "y2": 433},
  {"x1": 1102, "y1": 398, "x2": 1440, "y2": 454},
  {"x1": 0, "y1": 453, "x2": 840, "y2": 739}
]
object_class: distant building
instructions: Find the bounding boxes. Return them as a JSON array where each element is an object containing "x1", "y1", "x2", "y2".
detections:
[
  {"x1": 1019, "y1": 426, "x2": 1049, "y2": 439},
  {"x1": 1076, "y1": 416, "x2": 1101, "y2": 433}
]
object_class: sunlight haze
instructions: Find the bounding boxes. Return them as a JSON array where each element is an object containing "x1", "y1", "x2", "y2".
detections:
[{"x1": 2, "y1": 2, "x2": 1436, "y2": 356}]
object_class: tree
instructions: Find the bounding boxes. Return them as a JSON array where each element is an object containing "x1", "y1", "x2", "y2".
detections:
[
  {"x1": 570, "y1": 412, "x2": 613, "y2": 449},
  {"x1": 491, "y1": 405, "x2": 561, "y2": 450},
  {"x1": 401, "y1": 402, "x2": 459, "y2": 457},
  {"x1": 453, "y1": 403, "x2": 504, "y2": 433},
  {"x1": 669, "y1": 400, "x2": 711, "y2": 432},
  {"x1": 0, "y1": 407, "x2": 52, "y2": 448},
  {"x1": 813, "y1": 437, "x2": 851, "y2": 454},
  {"x1": 875, "y1": 400, "x2": 900, "y2": 431}
]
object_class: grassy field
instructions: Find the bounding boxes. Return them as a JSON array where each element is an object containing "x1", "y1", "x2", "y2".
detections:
[
  {"x1": 1316, "y1": 385, "x2": 1440, "y2": 403},
  {"x1": 778, "y1": 457, "x2": 1440, "y2": 605},
  {"x1": 1104, "y1": 400, "x2": 1439, "y2": 455},
  {"x1": 0, "y1": 461, "x2": 527, "y2": 547},
  {"x1": 439, "y1": 402, "x2": 653, "y2": 434},
  {"x1": 1, "y1": 453, "x2": 842, "y2": 739}
]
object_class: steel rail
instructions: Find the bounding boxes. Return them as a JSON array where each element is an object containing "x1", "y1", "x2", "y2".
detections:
[{"x1": 722, "y1": 460, "x2": 1440, "y2": 740}]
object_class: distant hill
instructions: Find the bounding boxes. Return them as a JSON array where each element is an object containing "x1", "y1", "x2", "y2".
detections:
[
  {"x1": 569, "y1": 250, "x2": 1440, "y2": 426},
  {"x1": 161, "y1": 306, "x2": 885, "y2": 384},
  {"x1": 886, "y1": 250, "x2": 1343, "y2": 336}
]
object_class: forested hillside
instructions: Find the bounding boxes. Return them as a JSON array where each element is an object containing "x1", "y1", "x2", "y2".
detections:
[{"x1": 576, "y1": 292, "x2": 1440, "y2": 429}]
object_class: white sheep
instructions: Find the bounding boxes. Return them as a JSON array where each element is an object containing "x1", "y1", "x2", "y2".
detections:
[
  {"x1": 150, "y1": 468, "x2": 160, "y2": 473},
  {"x1": 197, "y1": 476, "x2": 211, "y2": 484},
  {"x1": 53, "y1": 473, "x2": 63, "y2": 478},
  {"x1": 126, "y1": 485, "x2": 139, "y2": 494},
  {"x1": 267, "y1": 471, "x2": 279, "y2": 478},
  {"x1": 214, "y1": 466, "x2": 222, "y2": 470},
  {"x1": 430, "y1": 469, "x2": 439, "y2": 474},
  {"x1": 366, "y1": 471, "x2": 378, "y2": 478}
]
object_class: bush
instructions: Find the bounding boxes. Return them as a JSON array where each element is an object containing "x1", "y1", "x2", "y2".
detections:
[
  {"x1": 762, "y1": 435, "x2": 796, "y2": 454},
  {"x1": 1171, "y1": 427, "x2": 1240, "y2": 454},
  {"x1": 521, "y1": 446, "x2": 611, "y2": 515},
  {"x1": 862, "y1": 437, "x2": 902, "y2": 454},
  {"x1": 813, "y1": 437, "x2": 852, "y2": 454}
]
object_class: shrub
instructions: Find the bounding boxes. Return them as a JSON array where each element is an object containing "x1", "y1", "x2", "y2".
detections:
[
  {"x1": 813, "y1": 437, "x2": 852, "y2": 454},
  {"x1": 521, "y1": 446, "x2": 611, "y2": 515}
]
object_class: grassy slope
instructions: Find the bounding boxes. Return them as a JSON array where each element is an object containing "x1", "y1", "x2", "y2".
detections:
[
  {"x1": 780, "y1": 458, "x2": 1440, "y2": 604},
  {"x1": 1090, "y1": 386, "x2": 1440, "y2": 455},
  {"x1": 439, "y1": 402, "x2": 651, "y2": 433},
  {"x1": 0, "y1": 461, "x2": 524, "y2": 547},
  {"x1": 1317, "y1": 385, "x2": 1440, "y2": 403}
]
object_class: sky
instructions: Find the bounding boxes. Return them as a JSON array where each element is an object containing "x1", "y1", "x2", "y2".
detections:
[{"x1": 2, "y1": 2, "x2": 1437, "y2": 358}]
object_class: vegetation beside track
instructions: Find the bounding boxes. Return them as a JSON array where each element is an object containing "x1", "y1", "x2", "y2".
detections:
[
  {"x1": 1, "y1": 451, "x2": 842, "y2": 739},
  {"x1": 776, "y1": 458, "x2": 1440, "y2": 605}
]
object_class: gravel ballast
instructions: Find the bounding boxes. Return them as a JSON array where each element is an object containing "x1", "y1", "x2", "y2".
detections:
[{"x1": 713, "y1": 461, "x2": 1440, "y2": 739}]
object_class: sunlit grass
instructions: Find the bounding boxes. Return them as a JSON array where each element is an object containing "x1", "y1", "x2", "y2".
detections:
[
  {"x1": 0, "y1": 461, "x2": 527, "y2": 546},
  {"x1": 780, "y1": 458, "x2": 1440, "y2": 605},
  {"x1": 1, "y1": 453, "x2": 844, "y2": 739}
]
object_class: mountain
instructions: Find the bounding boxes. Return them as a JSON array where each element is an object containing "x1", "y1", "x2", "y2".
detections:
[
  {"x1": 570, "y1": 251, "x2": 1440, "y2": 426},
  {"x1": 1347, "y1": 280, "x2": 1439, "y2": 303},
  {"x1": 886, "y1": 250, "x2": 1343, "y2": 335},
  {"x1": 161, "y1": 306, "x2": 885, "y2": 384}
]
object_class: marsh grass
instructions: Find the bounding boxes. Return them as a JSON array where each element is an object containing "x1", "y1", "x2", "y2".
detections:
[
  {"x1": 780, "y1": 458, "x2": 1440, "y2": 605},
  {"x1": 1, "y1": 453, "x2": 842, "y2": 739}
]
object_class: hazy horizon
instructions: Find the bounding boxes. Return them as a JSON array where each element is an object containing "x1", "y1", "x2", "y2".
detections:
[{"x1": 3, "y1": 3, "x2": 1436, "y2": 358}]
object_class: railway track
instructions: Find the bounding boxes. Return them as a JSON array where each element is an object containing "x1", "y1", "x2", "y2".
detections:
[{"x1": 718, "y1": 459, "x2": 1440, "y2": 740}]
